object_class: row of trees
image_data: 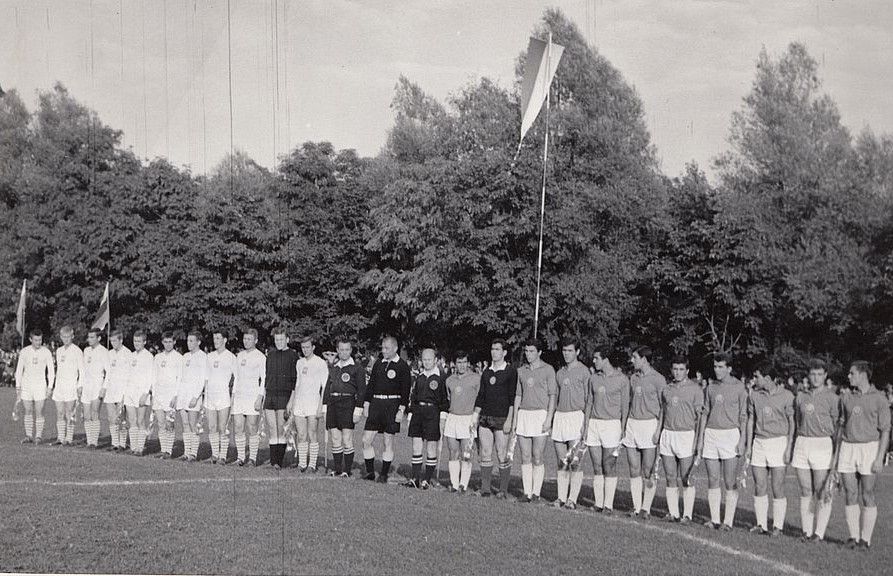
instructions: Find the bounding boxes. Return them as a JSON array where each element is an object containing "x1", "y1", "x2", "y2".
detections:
[{"x1": 1, "y1": 10, "x2": 891, "y2": 379}]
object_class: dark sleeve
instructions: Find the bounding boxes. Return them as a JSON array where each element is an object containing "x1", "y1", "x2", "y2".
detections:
[
  {"x1": 408, "y1": 375, "x2": 418, "y2": 413},
  {"x1": 506, "y1": 367, "x2": 518, "y2": 405},
  {"x1": 363, "y1": 363, "x2": 376, "y2": 403},
  {"x1": 438, "y1": 375, "x2": 449, "y2": 412},
  {"x1": 354, "y1": 365, "x2": 367, "y2": 408},
  {"x1": 399, "y1": 362, "x2": 412, "y2": 406},
  {"x1": 264, "y1": 354, "x2": 275, "y2": 390},
  {"x1": 475, "y1": 372, "x2": 487, "y2": 410},
  {"x1": 322, "y1": 367, "x2": 333, "y2": 406}
]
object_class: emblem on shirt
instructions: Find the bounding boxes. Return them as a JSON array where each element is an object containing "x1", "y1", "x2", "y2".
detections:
[
  {"x1": 32, "y1": 357, "x2": 38, "y2": 365},
  {"x1": 387, "y1": 369, "x2": 396, "y2": 379},
  {"x1": 715, "y1": 394, "x2": 724, "y2": 404},
  {"x1": 671, "y1": 396, "x2": 679, "y2": 406},
  {"x1": 213, "y1": 361, "x2": 220, "y2": 368},
  {"x1": 763, "y1": 406, "x2": 772, "y2": 416},
  {"x1": 341, "y1": 373, "x2": 351, "y2": 383},
  {"x1": 241, "y1": 359, "x2": 247, "y2": 366},
  {"x1": 186, "y1": 360, "x2": 191, "y2": 367},
  {"x1": 60, "y1": 355, "x2": 66, "y2": 363},
  {"x1": 131, "y1": 360, "x2": 138, "y2": 367},
  {"x1": 805, "y1": 403, "x2": 815, "y2": 414},
  {"x1": 489, "y1": 376, "x2": 496, "y2": 385},
  {"x1": 456, "y1": 386, "x2": 462, "y2": 394},
  {"x1": 302, "y1": 367, "x2": 308, "y2": 375},
  {"x1": 111, "y1": 360, "x2": 117, "y2": 367},
  {"x1": 161, "y1": 361, "x2": 166, "y2": 368},
  {"x1": 429, "y1": 380, "x2": 439, "y2": 390},
  {"x1": 86, "y1": 357, "x2": 92, "y2": 364},
  {"x1": 527, "y1": 377, "x2": 534, "y2": 386},
  {"x1": 635, "y1": 386, "x2": 643, "y2": 395},
  {"x1": 853, "y1": 406, "x2": 863, "y2": 415},
  {"x1": 598, "y1": 386, "x2": 605, "y2": 395},
  {"x1": 563, "y1": 378, "x2": 570, "y2": 386}
]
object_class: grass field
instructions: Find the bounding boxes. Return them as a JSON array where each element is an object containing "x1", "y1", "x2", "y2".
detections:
[{"x1": 0, "y1": 387, "x2": 888, "y2": 575}]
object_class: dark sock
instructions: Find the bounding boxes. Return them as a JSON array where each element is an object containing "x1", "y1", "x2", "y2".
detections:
[
  {"x1": 412, "y1": 453, "x2": 423, "y2": 482},
  {"x1": 499, "y1": 464, "x2": 511, "y2": 492},
  {"x1": 333, "y1": 452, "x2": 344, "y2": 475},
  {"x1": 365, "y1": 458, "x2": 375, "y2": 475},
  {"x1": 425, "y1": 465, "x2": 435, "y2": 482},
  {"x1": 481, "y1": 465, "x2": 493, "y2": 493},
  {"x1": 380, "y1": 459, "x2": 391, "y2": 477},
  {"x1": 277, "y1": 444, "x2": 287, "y2": 465},
  {"x1": 344, "y1": 450, "x2": 354, "y2": 474}
]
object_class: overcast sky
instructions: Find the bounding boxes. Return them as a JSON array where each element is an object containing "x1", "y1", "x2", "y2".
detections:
[{"x1": 1, "y1": 0, "x2": 891, "y2": 179}]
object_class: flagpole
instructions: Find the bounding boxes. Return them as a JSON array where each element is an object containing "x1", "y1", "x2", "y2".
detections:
[
  {"x1": 106, "y1": 280, "x2": 111, "y2": 346},
  {"x1": 19, "y1": 280, "x2": 26, "y2": 351},
  {"x1": 533, "y1": 33, "x2": 551, "y2": 339}
]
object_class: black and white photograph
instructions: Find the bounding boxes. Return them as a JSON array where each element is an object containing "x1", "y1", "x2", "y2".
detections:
[{"x1": 0, "y1": 1, "x2": 891, "y2": 574}]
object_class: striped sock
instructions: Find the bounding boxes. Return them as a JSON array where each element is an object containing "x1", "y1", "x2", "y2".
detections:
[
  {"x1": 162, "y1": 429, "x2": 174, "y2": 454},
  {"x1": 332, "y1": 446, "x2": 344, "y2": 474},
  {"x1": 309, "y1": 442, "x2": 320, "y2": 470},
  {"x1": 65, "y1": 420, "x2": 75, "y2": 444},
  {"x1": 412, "y1": 453, "x2": 424, "y2": 482},
  {"x1": 298, "y1": 442, "x2": 309, "y2": 469},
  {"x1": 343, "y1": 448, "x2": 354, "y2": 474},
  {"x1": 56, "y1": 418, "x2": 66, "y2": 443},
  {"x1": 24, "y1": 414, "x2": 34, "y2": 439},
  {"x1": 35, "y1": 416, "x2": 45, "y2": 440},
  {"x1": 248, "y1": 434, "x2": 259, "y2": 462},
  {"x1": 209, "y1": 432, "x2": 220, "y2": 459},
  {"x1": 235, "y1": 433, "x2": 246, "y2": 462},
  {"x1": 424, "y1": 457, "x2": 437, "y2": 482},
  {"x1": 191, "y1": 432, "x2": 199, "y2": 457}
]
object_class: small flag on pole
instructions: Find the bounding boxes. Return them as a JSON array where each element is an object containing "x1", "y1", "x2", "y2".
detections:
[
  {"x1": 91, "y1": 282, "x2": 110, "y2": 330},
  {"x1": 518, "y1": 36, "x2": 564, "y2": 147},
  {"x1": 15, "y1": 280, "x2": 26, "y2": 337}
]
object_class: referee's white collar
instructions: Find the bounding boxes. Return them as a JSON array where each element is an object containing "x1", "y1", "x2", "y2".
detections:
[
  {"x1": 422, "y1": 367, "x2": 439, "y2": 377},
  {"x1": 336, "y1": 357, "x2": 355, "y2": 368},
  {"x1": 490, "y1": 361, "x2": 508, "y2": 372}
]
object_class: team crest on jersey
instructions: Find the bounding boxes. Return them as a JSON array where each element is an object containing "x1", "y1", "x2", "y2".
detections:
[
  {"x1": 635, "y1": 386, "x2": 643, "y2": 395},
  {"x1": 111, "y1": 360, "x2": 117, "y2": 367},
  {"x1": 341, "y1": 373, "x2": 351, "y2": 383},
  {"x1": 805, "y1": 403, "x2": 815, "y2": 414},
  {"x1": 86, "y1": 357, "x2": 92, "y2": 364},
  {"x1": 715, "y1": 394, "x2": 724, "y2": 404},
  {"x1": 671, "y1": 396, "x2": 679, "y2": 406},
  {"x1": 161, "y1": 361, "x2": 166, "y2": 368},
  {"x1": 527, "y1": 377, "x2": 534, "y2": 386},
  {"x1": 598, "y1": 386, "x2": 605, "y2": 395},
  {"x1": 387, "y1": 369, "x2": 396, "y2": 379},
  {"x1": 185, "y1": 360, "x2": 190, "y2": 367},
  {"x1": 241, "y1": 359, "x2": 247, "y2": 366},
  {"x1": 60, "y1": 355, "x2": 65, "y2": 363},
  {"x1": 32, "y1": 357, "x2": 38, "y2": 364},
  {"x1": 763, "y1": 406, "x2": 772, "y2": 416},
  {"x1": 302, "y1": 367, "x2": 308, "y2": 375},
  {"x1": 563, "y1": 378, "x2": 570, "y2": 386},
  {"x1": 213, "y1": 361, "x2": 219, "y2": 368},
  {"x1": 455, "y1": 386, "x2": 462, "y2": 394},
  {"x1": 429, "y1": 380, "x2": 439, "y2": 390},
  {"x1": 489, "y1": 376, "x2": 496, "y2": 385},
  {"x1": 853, "y1": 406, "x2": 863, "y2": 415},
  {"x1": 131, "y1": 360, "x2": 138, "y2": 367}
]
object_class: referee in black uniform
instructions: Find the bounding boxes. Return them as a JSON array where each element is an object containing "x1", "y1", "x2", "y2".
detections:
[
  {"x1": 404, "y1": 348, "x2": 449, "y2": 489},
  {"x1": 361, "y1": 335, "x2": 412, "y2": 483},
  {"x1": 264, "y1": 327, "x2": 298, "y2": 469},
  {"x1": 322, "y1": 337, "x2": 367, "y2": 477}
]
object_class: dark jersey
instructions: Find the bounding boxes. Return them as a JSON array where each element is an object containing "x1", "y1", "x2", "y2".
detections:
[
  {"x1": 323, "y1": 360, "x2": 367, "y2": 408},
  {"x1": 265, "y1": 348, "x2": 299, "y2": 394},
  {"x1": 364, "y1": 356, "x2": 412, "y2": 405},
  {"x1": 475, "y1": 364, "x2": 518, "y2": 418},
  {"x1": 409, "y1": 371, "x2": 449, "y2": 413}
]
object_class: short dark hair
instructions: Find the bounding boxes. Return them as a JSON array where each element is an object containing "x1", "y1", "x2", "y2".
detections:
[
  {"x1": 713, "y1": 352, "x2": 732, "y2": 365},
  {"x1": 670, "y1": 354, "x2": 688, "y2": 367},
  {"x1": 491, "y1": 338, "x2": 507, "y2": 351},
  {"x1": 87, "y1": 327, "x2": 102, "y2": 337},
  {"x1": 161, "y1": 331, "x2": 175, "y2": 341},
  {"x1": 133, "y1": 329, "x2": 147, "y2": 340},
  {"x1": 454, "y1": 350, "x2": 468, "y2": 361},
  {"x1": 29, "y1": 328, "x2": 43, "y2": 338},
  {"x1": 382, "y1": 334, "x2": 399, "y2": 348},
  {"x1": 633, "y1": 345, "x2": 653, "y2": 362},
  {"x1": 808, "y1": 359, "x2": 827, "y2": 372},
  {"x1": 271, "y1": 327, "x2": 287, "y2": 337},
  {"x1": 851, "y1": 360, "x2": 872, "y2": 380},
  {"x1": 335, "y1": 336, "x2": 352, "y2": 347},
  {"x1": 300, "y1": 335, "x2": 314, "y2": 345},
  {"x1": 212, "y1": 329, "x2": 227, "y2": 338},
  {"x1": 110, "y1": 329, "x2": 124, "y2": 340},
  {"x1": 523, "y1": 337, "x2": 544, "y2": 352},
  {"x1": 754, "y1": 362, "x2": 776, "y2": 379},
  {"x1": 187, "y1": 329, "x2": 203, "y2": 340},
  {"x1": 59, "y1": 325, "x2": 74, "y2": 335},
  {"x1": 592, "y1": 344, "x2": 611, "y2": 360},
  {"x1": 244, "y1": 328, "x2": 258, "y2": 338},
  {"x1": 560, "y1": 337, "x2": 579, "y2": 351}
]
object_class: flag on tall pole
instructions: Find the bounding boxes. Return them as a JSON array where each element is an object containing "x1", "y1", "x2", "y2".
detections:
[
  {"x1": 91, "y1": 282, "x2": 110, "y2": 330},
  {"x1": 15, "y1": 280, "x2": 26, "y2": 338},
  {"x1": 518, "y1": 34, "x2": 564, "y2": 338}
]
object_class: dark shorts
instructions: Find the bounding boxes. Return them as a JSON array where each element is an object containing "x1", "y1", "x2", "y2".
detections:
[
  {"x1": 326, "y1": 396, "x2": 356, "y2": 430},
  {"x1": 408, "y1": 405, "x2": 441, "y2": 441},
  {"x1": 479, "y1": 414, "x2": 508, "y2": 431},
  {"x1": 263, "y1": 392, "x2": 290, "y2": 411},
  {"x1": 366, "y1": 398, "x2": 401, "y2": 435}
]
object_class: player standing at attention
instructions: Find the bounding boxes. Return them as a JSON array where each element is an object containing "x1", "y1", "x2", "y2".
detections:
[
  {"x1": 151, "y1": 331, "x2": 182, "y2": 458},
  {"x1": 102, "y1": 329, "x2": 132, "y2": 451},
  {"x1": 15, "y1": 329, "x2": 55, "y2": 444},
  {"x1": 123, "y1": 330, "x2": 154, "y2": 456},
  {"x1": 205, "y1": 330, "x2": 236, "y2": 464},
  {"x1": 659, "y1": 355, "x2": 704, "y2": 523},
  {"x1": 745, "y1": 365, "x2": 795, "y2": 535},
  {"x1": 52, "y1": 326, "x2": 83, "y2": 446},
  {"x1": 404, "y1": 348, "x2": 449, "y2": 489},
  {"x1": 81, "y1": 327, "x2": 109, "y2": 449},
  {"x1": 698, "y1": 352, "x2": 748, "y2": 530},
  {"x1": 444, "y1": 351, "x2": 480, "y2": 493},
  {"x1": 178, "y1": 330, "x2": 207, "y2": 462},
  {"x1": 264, "y1": 328, "x2": 297, "y2": 470},
  {"x1": 836, "y1": 361, "x2": 890, "y2": 550},
  {"x1": 288, "y1": 336, "x2": 327, "y2": 471},
  {"x1": 624, "y1": 346, "x2": 667, "y2": 518},
  {"x1": 322, "y1": 337, "x2": 367, "y2": 477},
  {"x1": 582, "y1": 347, "x2": 629, "y2": 514},
  {"x1": 792, "y1": 360, "x2": 839, "y2": 542},
  {"x1": 231, "y1": 328, "x2": 266, "y2": 466},
  {"x1": 361, "y1": 335, "x2": 412, "y2": 483},
  {"x1": 513, "y1": 338, "x2": 557, "y2": 503},
  {"x1": 472, "y1": 339, "x2": 517, "y2": 498},
  {"x1": 551, "y1": 338, "x2": 589, "y2": 509}
]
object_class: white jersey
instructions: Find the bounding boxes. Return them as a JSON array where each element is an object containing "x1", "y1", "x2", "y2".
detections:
[
  {"x1": 180, "y1": 349, "x2": 208, "y2": 403},
  {"x1": 54, "y1": 344, "x2": 84, "y2": 388},
  {"x1": 152, "y1": 350, "x2": 183, "y2": 401},
  {"x1": 15, "y1": 345, "x2": 55, "y2": 388},
  {"x1": 206, "y1": 349, "x2": 236, "y2": 392},
  {"x1": 124, "y1": 348, "x2": 155, "y2": 405},
  {"x1": 82, "y1": 344, "x2": 109, "y2": 398},
  {"x1": 104, "y1": 346, "x2": 133, "y2": 393},
  {"x1": 233, "y1": 348, "x2": 266, "y2": 398},
  {"x1": 294, "y1": 354, "x2": 328, "y2": 410}
]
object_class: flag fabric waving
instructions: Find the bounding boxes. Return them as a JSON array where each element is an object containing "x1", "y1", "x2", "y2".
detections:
[
  {"x1": 15, "y1": 280, "x2": 26, "y2": 337},
  {"x1": 518, "y1": 36, "x2": 564, "y2": 146},
  {"x1": 91, "y1": 282, "x2": 110, "y2": 330}
]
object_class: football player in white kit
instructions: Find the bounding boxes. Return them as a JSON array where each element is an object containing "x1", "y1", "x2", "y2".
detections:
[
  {"x1": 81, "y1": 327, "x2": 109, "y2": 449},
  {"x1": 205, "y1": 330, "x2": 236, "y2": 464},
  {"x1": 102, "y1": 329, "x2": 132, "y2": 451},
  {"x1": 124, "y1": 329, "x2": 154, "y2": 456},
  {"x1": 178, "y1": 330, "x2": 207, "y2": 461},
  {"x1": 231, "y1": 328, "x2": 266, "y2": 466},
  {"x1": 152, "y1": 331, "x2": 183, "y2": 458},
  {"x1": 15, "y1": 329, "x2": 55, "y2": 444},
  {"x1": 288, "y1": 336, "x2": 329, "y2": 472},
  {"x1": 52, "y1": 326, "x2": 84, "y2": 446}
]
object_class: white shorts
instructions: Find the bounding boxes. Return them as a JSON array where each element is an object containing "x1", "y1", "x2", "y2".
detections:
[
  {"x1": 20, "y1": 383, "x2": 47, "y2": 402},
  {"x1": 104, "y1": 383, "x2": 126, "y2": 405},
  {"x1": 122, "y1": 386, "x2": 145, "y2": 409},
  {"x1": 622, "y1": 418, "x2": 658, "y2": 449},
  {"x1": 231, "y1": 395, "x2": 260, "y2": 416},
  {"x1": 660, "y1": 429, "x2": 696, "y2": 459},
  {"x1": 702, "y1": 427, "x2": 740, "y2": 460},
  {"x1": 791, "y1": 436, "x2": 833, "y2": 470},
  {"x1": 551, "y1": 411, "x2": 585, "y2": 442},
  {"x1": 751, "y1": 436, "x2": 788, "y2": 468},
  {"x1": 53, "y1": 381, "x2": 79, "y2": 403},
  {"x1": 81, "y1": 381, "x2": 103, "y2": 402},
  {"x1": 204, "y1": 392, "x2": 231, "y2": 411},
  {"x1": 838, "y1": 441, "x2": 879, "y2": 475},
  {"x1": 585, "y1": 418, "x2": 622, "y2": 449},
  {"x1": 176, "y1": 394, "x2": 202, "y2": 412},
  {"x1": 152, "y1": 393, "x2": 176, "y2": 412},
  {"x1": 293, "y1": 401, "x2": 321, "y2": 418},
  {"x1": 515, "y1": 409, "x2": 549, "y2": 437},
  {"x1": 444, "y1": 413, "x2": 475, "y2": 440}
]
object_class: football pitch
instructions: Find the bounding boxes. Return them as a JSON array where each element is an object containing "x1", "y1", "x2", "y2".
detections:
[{"x1": 0, "y1": 387, "x2": 887, "y2": 576}]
